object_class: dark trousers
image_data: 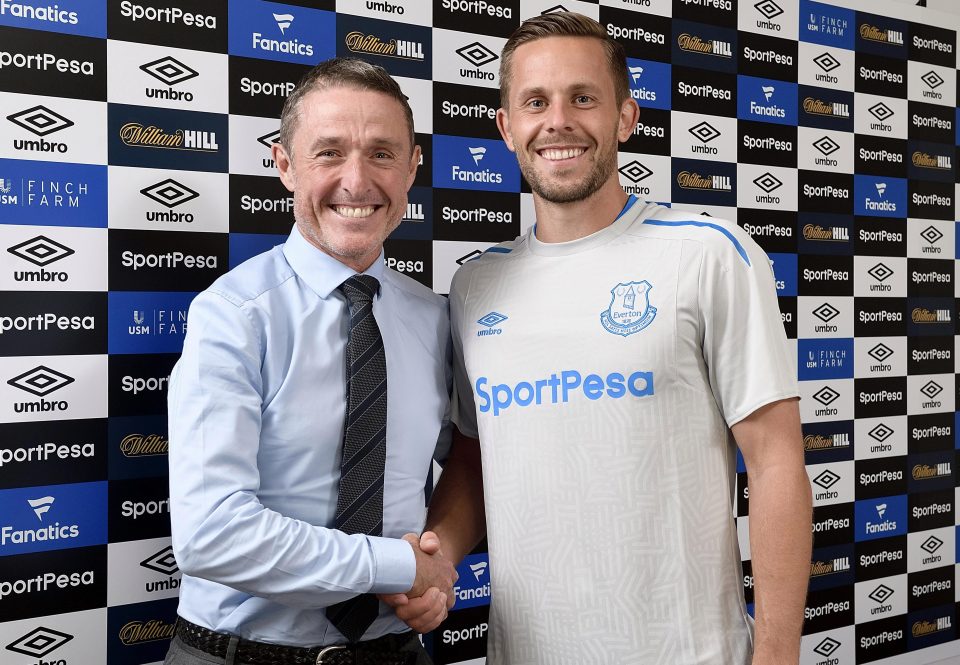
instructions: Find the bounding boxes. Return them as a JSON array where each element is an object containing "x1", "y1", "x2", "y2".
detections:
[{"x1": 163, "y1": 633, "x2": 434, "y2": 665}]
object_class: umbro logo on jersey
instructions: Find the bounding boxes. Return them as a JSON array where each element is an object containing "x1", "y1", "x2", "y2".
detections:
[
  {"x1": 5, "y1": 626, "x2": 74, "y2": 658},
  {"x1": 477, "y1": 311, "x2": 507, "y2": 337}
]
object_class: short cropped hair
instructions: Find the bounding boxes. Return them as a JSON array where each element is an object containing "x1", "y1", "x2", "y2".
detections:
[
  {"x1": 279, "y1": 57, "x2": 415, "y2": 153},
  {"x1": 499, "y1": 12, "x2": 630, "y2": 109}
]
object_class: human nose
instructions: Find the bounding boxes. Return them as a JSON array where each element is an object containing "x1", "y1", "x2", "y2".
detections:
[
  {"x1": 339, "y1": 154, "x2": 372, "y2": 195},
  {"x1": 543, "y1": 100, "x2": 575, "y2": 133}
]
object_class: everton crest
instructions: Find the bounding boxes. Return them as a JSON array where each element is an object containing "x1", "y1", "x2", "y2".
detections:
[{"x1": 600, "y1": 280, "x2": 657, "y2": 337}]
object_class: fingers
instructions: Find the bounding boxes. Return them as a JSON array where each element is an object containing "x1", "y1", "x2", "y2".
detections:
[
  {"x1": 392, "y1": 587, "x2": 449, "y2": 633},
  {"x1": 377, "y1": 593, "x2": 409, "y2": 607},
  {"x1": 419, "y1": 530, "x2": 442, "y2": 555}
]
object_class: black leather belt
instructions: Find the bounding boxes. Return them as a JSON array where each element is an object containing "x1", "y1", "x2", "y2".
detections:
[{"x1": 175, "y1": 617, "x2": 418, "y2": 665}]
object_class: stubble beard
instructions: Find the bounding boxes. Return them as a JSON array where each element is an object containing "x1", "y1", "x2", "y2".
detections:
[{"x1": 517, "y1": 131, "x2": 620, "y2": 204}]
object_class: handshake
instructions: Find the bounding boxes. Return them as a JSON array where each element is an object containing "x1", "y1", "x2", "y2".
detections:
[{"x1": 378, "y1": 531, "x2": 459, "y2": 633}]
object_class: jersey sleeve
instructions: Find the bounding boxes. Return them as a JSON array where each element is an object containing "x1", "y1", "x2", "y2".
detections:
[
  {"x1": 699, "y1": 231, "x2": 798, "y2": 427},
  {"x1": 448, "y1": 265, "x2": 480, "y2": 439}
]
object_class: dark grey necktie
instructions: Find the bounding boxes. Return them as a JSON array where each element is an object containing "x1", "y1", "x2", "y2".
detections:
[{"x1": 326, "y1": 274, "x2": 387, "y2": 643}]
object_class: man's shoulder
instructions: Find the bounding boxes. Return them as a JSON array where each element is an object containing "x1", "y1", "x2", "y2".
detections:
[
  {"x1": 633, "y1": 206, "x2": 758, "y2": 269},
  {"x1": 383, "y1": 268, "x2": 446, "y2": 314},
  {"x1": 205, "y1": 244, "x2": 294, "y2": 307},
  {"x1": 450, "y1": 235, "x2": 526, "y2": 294}
]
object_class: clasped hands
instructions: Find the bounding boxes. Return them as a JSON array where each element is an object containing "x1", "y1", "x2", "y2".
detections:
[{"x1": 378, "y1": 531, "x2": 457, "y2": 633}]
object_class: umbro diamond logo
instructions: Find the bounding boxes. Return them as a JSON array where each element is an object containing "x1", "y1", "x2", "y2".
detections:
[
  {"x1": 6, "y1": 106, "x2": 74, "y2": 137},
  {"x1": 689, "y1": 121, "x2": 721, "y2": 144},
  {"x1": 869, "y1": 102, "x2": 894, "y2": 122},
  {"x1": 257, "y1": 129, "x2": 281, "y2": 149},
  {"x1": 140, "y1": 179, "x2": 200, "y2": 209},
  {"x1": 140, "y1": 545, "x2": 180, "y2": 575},
  {"x1": 139, "y1": 56, "x2": 199, "y2": 86},
  {"x1": 5, "y1": 627, "x2": 73, "y2": 658},
  {"x1": 813, "y1": 386, "x2": 840, "y2": 406},
  {"x1": 813, "y1": 52, "x2": 841, "y2": 73},
  {"x1": 753, "y1": 172, "x2": 783, "y2": 193},
  {"x1": 754, "y1": 0, "x2": 784, "y2": 20},
  {"x1": 456, "y1": 42, "x2": 498, "y2": 68},
  {"x1": 7, "y1": 366, "x2": 75, "y2": 397},
  {"x1": 7, "y1": 235, "x2": 75, "y2": 267},
  {"x1": 813, "y1": 136, "x2": 840, "y2": 156},
  {"x1": 618, "y1": 161, "x2": 653, "y2": 183}
]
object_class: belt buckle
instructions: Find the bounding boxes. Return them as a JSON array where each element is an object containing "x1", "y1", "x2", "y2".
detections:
[{"x1": 316, "y1": 645, "x2": 347, "y2": 664}]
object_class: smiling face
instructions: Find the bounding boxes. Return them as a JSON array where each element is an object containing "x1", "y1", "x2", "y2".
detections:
[
  {"x1": 496, "y1": 36, "x2": 636, "y2": 205},
  {"x1": 273, "y1": 85, "x2": 420, "y2": 272}
]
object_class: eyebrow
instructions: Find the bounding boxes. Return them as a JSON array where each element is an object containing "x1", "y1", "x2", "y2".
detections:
[
  {"x1": 306, "y1": 136, "x2": 407, "y2": 152},
  {"x1": 514, "y1": 82, "x2": 603, "y2": 99}
]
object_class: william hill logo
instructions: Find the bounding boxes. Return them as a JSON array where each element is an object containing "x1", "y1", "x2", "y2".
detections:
[
  {"x1": 810, "y1": 556, "x2": 850, "y2": 577},
  {"x1": 677, "y1": 33, "x2": 732, "y2": 58},
  {"x1": 120, "y1": 433, "x2": 168, "y2": 457},
  {"x1": 802, "y1": 224, "x2": 849, "y2": 242},
  {"x1": 912, "y1": 151, "x2": 951, "y2": 171},
  {"x1": 803, "y1": 433, "x2": 850, "y2": 451},
  {"x1": 911, "y1": 307, "x2": 951, "y2": 324},
  {"x1": 676, "y1": 171, "x2": 731, "y2": 192},
  {"x1": 119, "y1": 123, "x2": 219, "y2": 152},
  {"x1": 118, "y1": 619, "x2": 175, "y2": 645},
  {"x1": 913, "y1": 617, "x2": 952, "y2": 638},
  {"x1": 912, "y1": 461, "x2": 950, "y2": 480},
  {"x1": 345, "y1": 31, "x2": 424, "y2": 61},
  {"x1": 802, "y1": 97, "x2": 850, "y2": 119},
  {"x1": 860, "y1": 24, "x2": 904, "y2": 45}
]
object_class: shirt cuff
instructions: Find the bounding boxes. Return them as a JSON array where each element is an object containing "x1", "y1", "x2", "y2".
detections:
[{"x1": 368, "y1": 535, "x2": 416, "y2": 594}]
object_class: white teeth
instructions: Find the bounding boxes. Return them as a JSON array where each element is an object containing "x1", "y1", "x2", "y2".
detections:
[
  {"x1": 334, "y1": 206, "x2": 375, "y2": 218},
  {"x1": 540, "y1": 148, "x2": 585, "y2": 160}
]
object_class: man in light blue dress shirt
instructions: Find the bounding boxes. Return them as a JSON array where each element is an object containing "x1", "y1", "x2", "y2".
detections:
[{"x1": 164, "y1": 58, "x2": 457, "y2": 665}]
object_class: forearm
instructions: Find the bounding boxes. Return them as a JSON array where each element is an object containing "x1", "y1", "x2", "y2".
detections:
[
  {"x1": 425, "y1": 430, "x2": 486, "y2": 565},
  {"x1": 748, "y1": 462, "x2": 812, "y2": 663}
]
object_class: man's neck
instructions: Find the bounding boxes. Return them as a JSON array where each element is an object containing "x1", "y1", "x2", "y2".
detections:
[{"x1": 532, "y1": 181, "x2": 630, "y2": 244}]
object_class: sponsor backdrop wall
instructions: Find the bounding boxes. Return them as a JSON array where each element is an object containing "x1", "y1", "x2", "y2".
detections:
[{"x1": 0, "y1": 0, "x2": 959, "y2": 663}]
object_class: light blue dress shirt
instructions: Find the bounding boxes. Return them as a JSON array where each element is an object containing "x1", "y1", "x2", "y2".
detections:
[{"x1": 168, "y1": 225, "x2": 452, "y2": 647}]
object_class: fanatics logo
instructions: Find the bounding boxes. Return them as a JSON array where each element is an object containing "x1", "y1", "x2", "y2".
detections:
[
  {"x1": 813, "y1": 136, "x2": 840, "y2": 156},
  {"x1": 274, "y1": 12, "x2": 293, "y2": 35},
  {"x1": 140, "y1": 179, "x2": 199, "y2": 209},
  {"x1": 139, "y1": 56, "x2": 199, "y2": 87},
  {"x1": 868, "y1": 584, "x2": 894, "y2": 604},
  {"x1": 468, "y1": 146, "x2": 486, "y2": 165},
  {"x1": 28, "y1": 495, "x2": 54, "y2": 520},
  {"x1": 921, "y1": 535, "x2": 944, "y2": 554},
  {"x1": 618, "y1": 161, "x2": 653, "y2": 183},
  {"x1": 754, "y1": 0, "x2": 783, "y2": 20},
  {"x1": 813, "y1": 637, "x2": 841, "y2": 657},
  {"x1": 5, "y1": 627, "x2": 73, "y2": 658},
  {"x1": 753, "y1": 172, "x2": 783, "y2": 193},
  {"x1": 813, "y1": 469, "x2": 840, "y2": 489},
  {"x1": 6, "y1": 105, "x2": 74, "y2": 136},
  {"x1": 920, "y1": 380, "x2": 943, "y2": 399},
  {"x1": 140, "y1": 544, "x2": 180, "y2": 575},
  {"x1": 456, "y1": 42, "x2": 497, "y2": 68},
  {"x1": 812, "y1": 303, "x2": 839, "y2": 323},
  {"x1": 813, "y1": 52, "x2": 841, "y2": 73},
  {"x1": 812, "y1": 386, "x2": 840, "y2": 406},
  {"x1": 7, "y1": 235, "x2": 75, "y2": 266},
  {"x1": 469, "y1": 561, "x2": 487, "y2": 580},
  {"x1": 867, "y1": 343, "x2": 893, "y2": 363},
  {"x1": 7, "y1": 365, "x2": 75, "y2": 397}
]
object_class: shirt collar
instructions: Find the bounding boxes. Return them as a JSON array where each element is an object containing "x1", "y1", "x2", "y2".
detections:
[{"x1": 283, "y1": 225, "x2": 386, "y2": 300}]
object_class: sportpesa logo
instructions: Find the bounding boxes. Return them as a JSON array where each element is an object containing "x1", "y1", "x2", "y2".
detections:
[{"x1": 476, "y1": 368, "x2": 654, "y2": 417}]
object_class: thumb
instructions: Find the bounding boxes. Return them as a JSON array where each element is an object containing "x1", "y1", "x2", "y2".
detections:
[{"x1": 419, "y1": 530, "x2": 442, "y2": 555}]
